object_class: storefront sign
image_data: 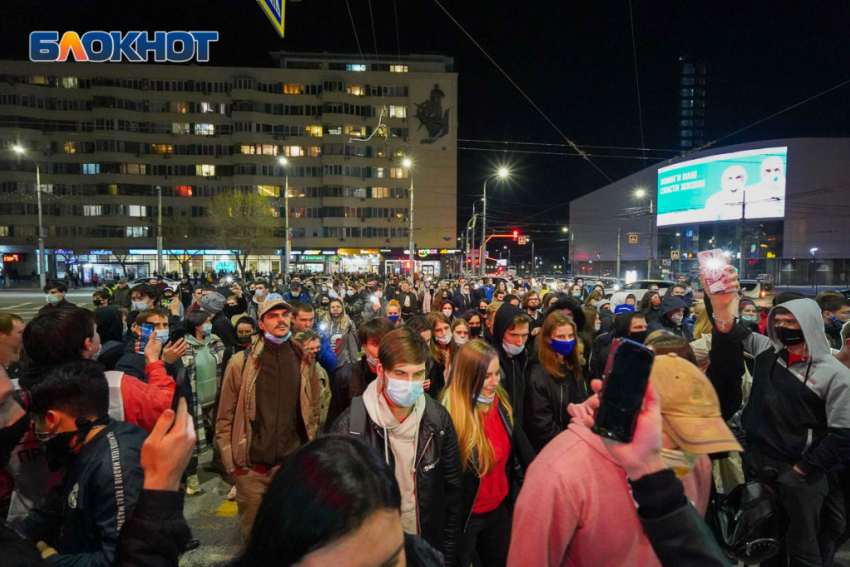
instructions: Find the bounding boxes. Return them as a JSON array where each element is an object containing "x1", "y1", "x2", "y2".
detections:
[
  {"x1": 129, "y1": 249, "x2": 237, "y2": 255},
  {"x1": 55, "y1": 249, "x2": 74, "y2": 255},
  {"x1": 321, "y1": 250, "x2": 336, "y2": 255},
  {"x1": 89, "y1": 249, "x2": 113, "y2": 255},
  {"x1": 338, "y1": 248, "x2": 379, "y2": 256},
  {"x1": 299, "y1": 255, "x2": 324, "y2": 261},
  {"x1": 2, "y1": 254, "x2": 19, "y2": 262}
]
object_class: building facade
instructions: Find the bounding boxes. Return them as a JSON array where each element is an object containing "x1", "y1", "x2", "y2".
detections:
[
  {"x1": 678, "y1": 57, "x2": 707, "y2": 150},
  {"x1": 0, "y1": 52, "x2": 458, "y2": 281},
  {"x1": 570, "y1": 138, "x2": 850, "y2": 285}
]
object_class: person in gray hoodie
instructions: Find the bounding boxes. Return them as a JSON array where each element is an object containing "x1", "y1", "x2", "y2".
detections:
[
  {"x1": 646, "y1": 293, "x2": 693, "y2": 342},
  {"x1": 706, "y1": 268, "x2": 850, "y2": 567}
]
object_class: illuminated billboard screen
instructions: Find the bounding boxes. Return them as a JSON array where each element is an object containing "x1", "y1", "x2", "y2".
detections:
[{"x1": 656, "y1": 146, "x2": 787, "y2": 227}]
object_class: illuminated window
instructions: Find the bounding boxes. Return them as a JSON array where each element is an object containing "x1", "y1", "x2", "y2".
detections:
[
  {"x1": 173, "y1": 123, "x2": 190, "y2": 134},
  {"x1": 269, "y1": 208, "x2": 280, "y2": 218},
  {"x1": 200, "y1": 102, "x2": 215, "y2": 113},
  {"x1": 196, "y1": 124, "x2": 215, "y2": 136},
  {"x1": 82, "y1": 163, "x2": 100, "y2": 175},
  {"x1": 175, "y1": 185, "x2": 193, "y2": 197},
  {"x1": 306, "y1": 146, "x2": 322, "y2": 157},
  {"x1": 374, "y1": 168, "x2": 386, "y2": 179},
  {"x1": 389, "y1": 106, "x2": 407, "y2": 118},
  {"x1": 346, "y1": 64, "x2": 366, "y2": 72},
  {"x1": 61, "y1": 77, "x2": 78, "y2": 89},
  {"x1": 122, "y1": 163, "x2": 146, "y2": 175},
  {"x1": 326, "y1": 125, "x2": 342, "y2": 136},
  {"x1": 151, "y1": 144, "x2": 172, "y2": 154},
  {"x1": 307, "y1": 125, "x2": 323, "y2": 138},
  {"x1": 346, "y1": 85, "x2": 364, "y2": 96},
  {"x1": 390, "y1": 168, "x2": 407, "y2": 179},
  {"x1": 376, "y1": 148, "x2": 387, "y2": 158},
  {"x1": 284, "y1": 84, "x2": 304, "y2": 94},
  {"x1": 285, "y1": 146, "x2": 304, "y2": 157},
  {"x1": 127, "y1": 205, "x2": 144, "y2": 217},
  {"x1": 372, "y1": 187, "x2": 389, "y2": 198},
  {"x1": 29, "y1": 76, "x2": 46, "y2": 85},
  {"x1": 241, "y1": 145, "x2": 256, "y2": 155},
  {"x1": 171, "y1": 102, "x2": 188, "y2": 113},
  {"x1": 0, "y1": 227, "x2": 8, "y2": 236},
  {"x1": 64, "y1": 142, "x2": 76, "y2": 154},
  {"x1": 389, "y1": 65, "x2": 408, "y2": 73},
  {"x1": 84, "y1": 205, "x2": 101, "y2": 216},
  {"x1": 197, "y1": 164, "x2": 216, "y2": 176},
  {"x1": 344, "y1": 125, "x2": 365, "y2": 138},
  {"x1": 257, "y1": 185, "x2": 279, "y2": 197}
]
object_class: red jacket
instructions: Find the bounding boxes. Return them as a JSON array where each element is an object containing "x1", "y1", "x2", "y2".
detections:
[{"x1": 120, "y1": 360, "x2": 175, "y2": 432}]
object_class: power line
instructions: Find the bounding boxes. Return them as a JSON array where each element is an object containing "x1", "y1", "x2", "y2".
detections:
[
  {"x1": 458, "y1": 139, "x2": 680, "y2": 153},
  {"x1": 392, "y1": 0, "x2": 402, "y2": 62},
  {"x1": 431, "y1": 0, "x2": 613, "y2": 183},
  {"x1": 367, "y1": 0, "x2": 380, "y2": 59},
  {"x1": 627, "y1": 0, "x2": 647, "y2": 168},
  {"x1": 458, "y1": 146, "x2": 663, "y2": 161},
  {"x1": 344, "y1": 0, "x2": 365, "y2": 62}
]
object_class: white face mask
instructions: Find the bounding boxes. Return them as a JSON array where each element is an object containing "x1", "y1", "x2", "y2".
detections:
[
  {"x1": 502, "y1": 339, "x2": 525, "y2": 356},
  {"x1": 670, "y1": 314, "x2": 684, "y2": 325},
  {"x1": 436, "y1": 333, "x2": 452, "y2": 345},
  {"x1": 594, "y1": 321, "x2": 601, "y2": 331},
  {"x1": 442, "y1": 308, "x2": 453, "y2": 318},
  {"x1": 384, "y1": 376, "x2": 423, "y2": 408},
  {"x1": 454, "y1": 335, "x2": 469, "y2": 346},
  {"x1": 155, "y1": 329, "x2": 170, "y2": 344}
]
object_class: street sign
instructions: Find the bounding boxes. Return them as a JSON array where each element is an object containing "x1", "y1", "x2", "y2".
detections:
[
  {"x1": 257, "y1": 0, "x2": 286, "y2": 37},
  {"x1": 671, "y1": 250, "x2": 680, "y2": 260},
  {"x1": 628, "y1": 234, "x2": 638, "y2": 244},
  {"x1": 518, "y1": 236, "x2": 527, "y2": 245}
]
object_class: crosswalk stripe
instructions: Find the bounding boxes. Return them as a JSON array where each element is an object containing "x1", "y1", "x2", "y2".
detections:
[{"x1": 5, "y1": 303, "x2": 34, "y2": 310}]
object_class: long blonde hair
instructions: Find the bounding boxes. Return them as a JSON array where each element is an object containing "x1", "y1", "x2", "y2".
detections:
[{"x1": 441, "y1": 340, "x2": 513, "y2": 475}]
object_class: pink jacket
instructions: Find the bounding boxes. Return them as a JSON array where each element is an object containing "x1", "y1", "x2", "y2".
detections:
[{"x1": 507, "y1": 422, "x2": 711, "y2": 567}]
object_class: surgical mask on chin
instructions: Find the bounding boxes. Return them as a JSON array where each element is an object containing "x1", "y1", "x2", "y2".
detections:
[
  {"x1": 384, "y1": 376, "x2": 423, "y2": 408},
  {"x1": 436, "y1": 333, "x2": 452, "y2": 345},
  {"x1": 132, "y1": 300, "x2": 149, "y2": 311},
  {"x1": 502, "y1": 339, "x2": 525, "y2": 356},
  {"x1": 45, "y1": 294, "x2": 60, "y2": 305},
  {"x1": 572, "y1": 292, "x2": 582, "y2": 298},
  {"x1": 264, "y1": 331, "x2": 291, "y2": 344},
  {"x1": 660, "y1": 448, "x2": 700, "y2": 479},
  {"x1": 454, "y1": 336, "x2": 469, "y2": 346},
  {"x1": 670, "y1": 314, "x2": 684, "y2": 326},
  {"x1": 477, "y1": 392, "x2": 495, "y2": 404}
]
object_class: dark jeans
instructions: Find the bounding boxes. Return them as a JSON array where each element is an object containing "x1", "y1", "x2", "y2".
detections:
[
  {"x1": 459, "y1": 502, "x2": 511, "y2": 567},
  {"x1": 746, "y1": 450, "x2": 845, "y2": 567}
]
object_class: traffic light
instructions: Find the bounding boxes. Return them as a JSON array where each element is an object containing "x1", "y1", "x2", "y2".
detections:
[
  {"x1": 405, "y1": 261, "x2": 411, "y2": 269},
  {"x1": 512, "y1": 230, "x2": 518, "y2": 239}
]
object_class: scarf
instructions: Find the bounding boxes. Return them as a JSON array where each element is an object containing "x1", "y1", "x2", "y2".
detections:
[
  {"x1": 186, "y1": 334, "x2": 217, "y2": 409},
  {"x1": 362, "y1": 380, "x2": 425, "y2": 535}
]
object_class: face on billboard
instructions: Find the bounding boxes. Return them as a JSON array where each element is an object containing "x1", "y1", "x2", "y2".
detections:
[{"x1": 656, "y1": 147, "x2": 787, "y2": 226}]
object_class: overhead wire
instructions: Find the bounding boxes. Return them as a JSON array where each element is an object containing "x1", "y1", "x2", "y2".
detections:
[
  {"x1": 431, "y1": 0, "x2": 614, "y2": 183},
  {"x1": 458, "y1": 146, "x2": 667, "y2": 161},
  {"x1": 627, "y1": 0, "x2": 647, "y2": 168},
  {"x1": 458, "y1": 139, "x2": 680, "y2": 153},
  {"x1": 343, "y1": 0, "x2": 364, "y2": 62},
  {"x1": 392, "y1": 0, "x2": 402, "y2": 62}
]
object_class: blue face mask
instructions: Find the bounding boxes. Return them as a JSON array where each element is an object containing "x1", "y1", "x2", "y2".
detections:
[
  {"x1": 477, "y1": 393, "x2": 495, "y2": 404},
  {"x1": 387, "y1": 314, "x2": 400, "y2": 324},
  {"x1": 264, "y1": 331, "x2": 291, "y2": 344},
  {"x1": 384, "y1": 376, "x2": 423, "y2": 408},
  {"x1": 550, "y1": 338, "x2": 576, "y2": 356},
  {"x1": 502, "y1": 340, "x2": 525, "y2": 356},
  {"x1": 741, "y1": 315, "x2": 758, "y2": 323}
]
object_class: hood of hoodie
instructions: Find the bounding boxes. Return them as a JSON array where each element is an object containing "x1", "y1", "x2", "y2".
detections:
[
  {"x1": 94, "y1": 305, "x2": 125, "y2": 344},
  {"x1": 492, "y1": 303, "x2": 528, "y2": 358},
  {"x1": 657, "y1": 293, "x2": 689, "y2": 318},
  {"x1": 766, "y1": 298, "x2": 832, "y2": 361},
  {"x1": 544, "y1": 297, "x2": 586, "y2": 330}
]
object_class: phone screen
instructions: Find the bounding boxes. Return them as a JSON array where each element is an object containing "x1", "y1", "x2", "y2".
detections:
[
  {"x1": 592, "y1": 338, "x2": 655, "y2": 443},
  {"x1": 140, "y1": 323, "x2": 155, "y2": 352}
]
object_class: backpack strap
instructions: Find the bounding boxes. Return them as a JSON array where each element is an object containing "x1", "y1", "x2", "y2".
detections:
[{"x1": 349, "y1": 396, "x2": 367, "y2": 436}]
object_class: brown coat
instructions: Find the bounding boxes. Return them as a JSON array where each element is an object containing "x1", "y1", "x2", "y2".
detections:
[{"x1": 216, "y1": 336, "x2": 324, "y2": 473}]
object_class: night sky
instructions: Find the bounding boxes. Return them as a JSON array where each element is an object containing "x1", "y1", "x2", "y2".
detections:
[{"x1": 2, "y1": 0, "x2": 850, "y2": 261}]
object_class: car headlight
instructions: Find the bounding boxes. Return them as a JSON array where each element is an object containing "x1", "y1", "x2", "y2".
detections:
[{"x1": 613, "y1": 284, "x2": 620, "y2": 291}]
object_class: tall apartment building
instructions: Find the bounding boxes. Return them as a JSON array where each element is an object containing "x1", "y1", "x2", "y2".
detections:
[
  {"x1": 0, "y1": 52, "x2": 457, "y2": 280},
  {"x1": 677, "y1": 56, "x2": 707, "y2": 150}
]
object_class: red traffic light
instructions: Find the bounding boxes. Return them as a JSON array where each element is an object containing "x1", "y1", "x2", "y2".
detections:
[{"x1": 512, "y1": 230, "x2": 518, "y2": 239}]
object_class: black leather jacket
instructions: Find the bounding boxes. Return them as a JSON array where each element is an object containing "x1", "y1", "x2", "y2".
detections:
[
  {"x1": 524, "y1": 363, "x2": 588, "y2": 454},
  {"x1": 460, "y1": 401, "x2": 524, "y2": 530},
  {"x1": 330, "y1": 395, "x2": 464, "y2": 567}
]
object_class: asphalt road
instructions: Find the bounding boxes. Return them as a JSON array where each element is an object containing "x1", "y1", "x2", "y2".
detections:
[{"x1": 0, "y1": 289, "x2": 99, "y2": 321}]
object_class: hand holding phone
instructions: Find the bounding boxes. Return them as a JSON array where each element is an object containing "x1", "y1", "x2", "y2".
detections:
[
  {"x1": 139, "y1": 323, "x2": 155, "y2": 352},
  {"x1": 592, "y1": 338, "x2": 655, "y2": 443},
  {"x1": 698, "y1": 249, "x2": 736, "y2": 295}
]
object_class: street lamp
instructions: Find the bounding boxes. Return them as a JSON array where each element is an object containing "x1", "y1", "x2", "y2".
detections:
[
  {"x1": 482, "y1": 167, "x2": 510, "y2": 277},
  {"x1": 11, "y1": 145, "x2": 46, "y2": 288},
  {"x1": 634, "y1": 188, "x2": 654, "y2": 279},
  {"x1": 279, "y1": 157, "x2": 290, "y2": 277},
  {"x1": 403, "y1": 158, "x2": 414, "y2": 277},
  {"x1": 562, "y1": 227, "x2": 568, "y2": 233}
]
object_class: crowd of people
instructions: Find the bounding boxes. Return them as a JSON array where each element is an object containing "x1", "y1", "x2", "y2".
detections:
[{"x1": 1, "y1": 267, "x2": 849, "y2": 566}]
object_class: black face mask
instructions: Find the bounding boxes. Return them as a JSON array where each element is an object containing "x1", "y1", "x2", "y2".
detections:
[
  {"x1": 330, "y1": 312, "x2": 342, "y2": 319},
  {"x1": 629, "y1": 330, "x2": 648, "y2": 344},
  {"x1": 39, "y1": 414, "x2": 109, "y2": 472},
  {"x1": 528, "y1": 304, "x2": 540, "y2": 311},
  {"x1": 0, "y1": 414, "x2": 31, "y2": 469},
  {"x1": 776, "y1": 326, "x2": 806, "y2": 347},
  {"x1": 469, "y1": 326, "x2": 482, "y2": 338}
]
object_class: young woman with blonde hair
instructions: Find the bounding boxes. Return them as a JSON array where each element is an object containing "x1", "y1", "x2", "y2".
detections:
[
  {"x1": 441, "y1": 339, "x2": 521, "y2": 567},
  {"x1": 524, "y1": 310, "x2": 587, "y2": 453}
]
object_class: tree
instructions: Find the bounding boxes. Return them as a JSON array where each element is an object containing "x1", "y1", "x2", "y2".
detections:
[{"x1": 207, "y1": 191, "x2": 279, "y2": 278}]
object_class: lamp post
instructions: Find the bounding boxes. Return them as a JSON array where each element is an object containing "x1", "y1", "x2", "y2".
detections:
[
  {"x1": 481, "y1": 167, "x2": 509, "y2": 277},
  {"x1": 403, "y1": 158, "x2": 414, "y2": 277},
  {"x1": 279, "y1": 157, "x2": 290, "y2": 278},
  {"x1": 12, "y1": 145, "x2": 46, "y2": 288},
  {"x1": 156, "y1": 185, "x2": 163, "y2": 275},
  {"x1": 635, "y1": 189, "x2": 654, "y2": 279}
]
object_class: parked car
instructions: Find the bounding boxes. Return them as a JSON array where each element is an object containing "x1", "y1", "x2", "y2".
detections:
[
  {"x1": 739, "y1": 279, "x2": 773, "y2": 300},
  {"x1": 129, "y1": 277, "x2": 179, "y2": 292},
  {"x1": 609, "y1": 279, "x2": 674, "y2": 306},
  {"x1": 587, "y1": 277, "x2": 625, "y2": 298}
]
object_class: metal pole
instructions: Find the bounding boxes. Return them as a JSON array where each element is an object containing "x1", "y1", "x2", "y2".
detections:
[
  {"x1": 481, "y1": 179, "x2": 488, "y2": 278},
  {"x1": 740, "y1": 191, "x2": 746, "y2": 275},
  {"x1": 470, "y1": 211, "x2": 477, "y2": 276},
  {"x1": 617, "y1": 225, "x2": 621, "y2": 279},
  {"x1": 408, "y1": 172, "x2": 414, "y2": 278},
  {"x1": 37, "y1": 165, "x2": 45, "y2": 288},
  {"x1": 156, "y1": 186, "x2": 163, "y2": 276},
  {"x1": 647, "y1": 198, "x2": 654, "y2": 279},
  {"x1": 677, "y1": 233, "x2": 682, "y2": 275},
  {"x1": 284, "y1": 173, "x2": 291, "y2": 278},
  {"x1": 531, "y1": 240, "x2": 535, "y2": 278}
]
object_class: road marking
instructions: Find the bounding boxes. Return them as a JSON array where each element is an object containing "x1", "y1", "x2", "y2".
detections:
[
  {"x1": 216, "y1": 501, "x2": 238, "y2": 517},
  {"x1": 5, "y1": 303, "x2": 34, "y2": 310}
]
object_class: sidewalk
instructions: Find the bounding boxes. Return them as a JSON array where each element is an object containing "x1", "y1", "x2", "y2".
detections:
[{"x1": 0, "y1": 281, "x2": 101, "y2": 292}]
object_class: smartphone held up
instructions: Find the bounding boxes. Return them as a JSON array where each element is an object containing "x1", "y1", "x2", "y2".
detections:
[
  {"x1": 698, "y1": 248, "x2": 736, "y2": 295},
  {"x1": 591, "y1": 338, "x2": 655, "y2": 443}
]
